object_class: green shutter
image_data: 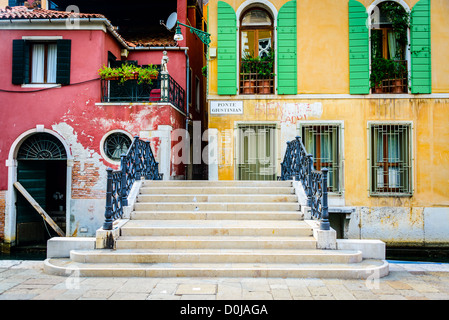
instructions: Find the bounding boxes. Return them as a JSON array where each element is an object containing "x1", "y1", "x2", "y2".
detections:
[
  {"x1": 277, "y1": 0, "x2": 297, "y2": 95},
  {"x1": 411, "y1": 0, "x2": 431, "y2": 94},
  {"x1": 217, "y1": 1, "x2": 237, "y2": 95},
  {"x1": 56, "y1": 39, "x2": 71, "y2": 85},
  {"x1": 348, "y1": 0, "x2": 369, "y2": 94},
  {"x1": 12, "y1": 40, "x2": 29, "y2": 85}
]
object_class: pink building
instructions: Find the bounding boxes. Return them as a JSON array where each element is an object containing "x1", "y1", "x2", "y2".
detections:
[{"x1": 0, "y1": 2, "x2": 207, "y2": 252}]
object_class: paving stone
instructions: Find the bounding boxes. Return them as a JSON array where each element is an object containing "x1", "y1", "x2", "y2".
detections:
[
  {"x1": 386, "y1": 280, "x2": 413, "y2": 290},
  {"x1": 175, "y1": 284, "x2": 217, "y2": 295},
  {"x1": 108, "y1": 292, "x2": 149, "y2": 300},
  {"x1": 327, "y1": 284, "x2": 356, "y2": 300}
]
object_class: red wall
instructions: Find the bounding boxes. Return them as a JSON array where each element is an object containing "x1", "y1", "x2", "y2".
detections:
[{"x1": 0, "y1": 27, "x2": 189, "y2": 190}]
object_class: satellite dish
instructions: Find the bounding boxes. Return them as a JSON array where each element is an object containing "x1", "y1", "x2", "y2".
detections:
[{"x1": 166, "y1": 12, "x2": 178, "y2": 31}]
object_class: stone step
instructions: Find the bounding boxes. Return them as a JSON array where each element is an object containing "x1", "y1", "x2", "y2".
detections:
[
  {"x1": 115, "y1": 236, "x2": 317, "y2": 250},
  {"x1": 142, "y1": 180, "x2": 292, "y2": 188},
  {"x1": 139, "y1": 186, "x2": 295, "y2": 195},
  {"x1": 70, "y1": 248, "x2": 363, "y2": 264},
  {"x1": 120, "y1": 220, "x2": 313, "y2": 237},
  {"x1": 134, "y1": 202, "x2": 300, "y2": 212},
  {"x1": 130, "y1": 211, "x2": 304, "y2": 221},
  {"x1": 136, "y1": 194, "x2": 298, "y2": 203},
  {"x1": 44, "y1": 259, "x2": 389, "y2": 279}
]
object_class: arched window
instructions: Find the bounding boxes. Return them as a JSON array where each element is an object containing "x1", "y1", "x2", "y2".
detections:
[
  {"x1": 17, "y1": 133, "x2": 67, "y2": 160},
  {"x1": 239, "y1": 7, "x2": 275, "y2": 94},
  {"x1": 369, "y1": 1, "x2": 410, "y2": 93}
]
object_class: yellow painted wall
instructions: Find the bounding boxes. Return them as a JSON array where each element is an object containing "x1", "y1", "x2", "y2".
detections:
[
  {"x1": 206, "y1": 0, "x2": 449, "y2": 211},
  {"x1": 209, "y1": 97, "x2": 449, "y2": 208},
  {"x1": 207, "y1": 0, "x2": 449, "y2": 94}
]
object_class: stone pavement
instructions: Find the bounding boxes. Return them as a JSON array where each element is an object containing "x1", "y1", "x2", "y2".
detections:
[{"x1": 0, "y1": 260, "x2": 448, "y2": 301}]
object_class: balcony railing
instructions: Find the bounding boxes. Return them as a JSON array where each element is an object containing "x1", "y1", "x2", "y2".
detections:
[
  {"x1": 101, "y1": 73, "x2": 186, "y2": 113},
  {"x1": 240, "y1": 61, "x2": 275, "y2": 95},
  {"x1": 371, "y1": 60, "x2": 408, "y2": 94}
]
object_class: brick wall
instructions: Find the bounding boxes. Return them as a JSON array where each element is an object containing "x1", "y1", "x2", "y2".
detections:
[{"x1": 71, "y1": 161, "x2": 105, "y2": 200}]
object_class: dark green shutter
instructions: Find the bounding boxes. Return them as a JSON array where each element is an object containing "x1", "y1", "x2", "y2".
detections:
[
  {"x1": 12, "y1": 40, "x2": 29, "y2": 85},
  {"x1": 348, "y1": 0, "x2": 369, "y2": 94},
  {"x1": 217, "y1": 1, "x2": 237, "y2": 95},
  {"x1": 56, "y1": 39, "x2": 71, "y2": 85},
  {"x1": 411, "y1": 0, "x2": 431, "y2": 94},
  {"x1": 277, "y1": 0, "x2": 297, "y2": 95}
]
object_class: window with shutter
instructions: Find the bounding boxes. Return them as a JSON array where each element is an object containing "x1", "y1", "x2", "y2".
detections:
[
  {"x1": 11, "y1": 39, "x2": 71, "y2": 86},
  {"x1": 217, "y1": 1, "x2": 237, "y2": 95}
]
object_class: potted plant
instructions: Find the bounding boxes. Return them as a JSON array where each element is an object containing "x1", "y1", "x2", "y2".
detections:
[
  {"x1": 370, "y1": 57, "x2": 388, "y2": 93},
  {"x1": 257, "y1": 50, "x2": 274, "y2": 94},
  {"x1": 137, "y1": 65, "x2": 159, "y2": 85},
  {"x1": 119, "y1": 63, "x2": 139, "y2": 83},
  {"x1": 98, "y1": 65, "x2": 120, "y2": 81},
  {"x1": 241, "y1": 53, "x2": 258, "y2": 94},
  {"x1": 202, "y1": 65, "x2": 207, "y2": 77},
  {"x1": 391, "y1": 60, "x2": 407, "y2": 93}
]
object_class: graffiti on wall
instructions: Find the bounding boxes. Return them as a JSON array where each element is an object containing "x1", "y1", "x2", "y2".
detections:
[{"x1": 254, "y1": 101, "x2": 323, "y2": 124}]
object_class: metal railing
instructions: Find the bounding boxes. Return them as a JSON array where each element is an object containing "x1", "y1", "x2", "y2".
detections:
[
  {"x1": 240, "y1": 61, "x2": 275, "y2": 95},
  {"x1": 280, "y1": 136, "x2": 330, "y2": 231},
  {"x1": 372, "y1": 60, "x2": 408, "y2": 94},
  {"x1": 101, "y1": 73, "x2": 186, "y2": 113},
  {"x1": 103, "y1": 136, "x2": 162, "y2": 230}
]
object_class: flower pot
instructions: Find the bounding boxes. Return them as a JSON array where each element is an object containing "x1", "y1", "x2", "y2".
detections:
[
  {"x1": 258, "y1": 80, "x2": 272, "y2": 94},
  {"x1": 373, "y1": 84, "x2": 383, "y2": 94},
  {"x1": 393, "y1": 79, "x2": 403, "y2": 93},
  {"x1": 243, "y1": 80, "x2": 256, "y2": 94}
]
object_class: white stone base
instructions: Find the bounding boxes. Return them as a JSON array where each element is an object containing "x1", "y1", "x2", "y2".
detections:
[
  {"x1": 47, "y1": 237, "x2": 95, "y2": 258},
  {"x1": 337, "y1": 239, "x2": 386, "y2": 260}
]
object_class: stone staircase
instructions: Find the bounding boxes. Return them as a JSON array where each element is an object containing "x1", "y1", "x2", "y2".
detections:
[{"x1": 44, "y1": 180, "x2": 389, "y2": 278}]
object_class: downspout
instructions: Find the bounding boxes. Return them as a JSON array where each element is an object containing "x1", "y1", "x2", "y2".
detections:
[{"x1": 185, "y1": 48, "x2": 190, "y2": 180}]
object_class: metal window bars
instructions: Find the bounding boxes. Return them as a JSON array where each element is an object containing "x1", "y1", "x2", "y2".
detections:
[
  {"x1": 280, "y1": 136, "x2": 330, "y2": 231},
  {"x1": 301, "y1": 125, "x2": 340, "y2": 193},
  {"x1": 103, "y1": 136, "x2": 162, "y2": 230},
  {"x1": 369, "y1": 124, "x2": 412, "y2": 195}
]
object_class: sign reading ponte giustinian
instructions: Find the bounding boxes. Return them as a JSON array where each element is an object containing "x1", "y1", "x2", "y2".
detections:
[{"x1": 210, "y1": 101, "x2": 244, "y2": 115}]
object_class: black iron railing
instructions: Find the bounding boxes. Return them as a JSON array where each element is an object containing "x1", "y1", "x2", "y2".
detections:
[
  {"x1": 280, "y1": 136, "x2": 330, "y2": 231},
  {"x1": 103, "y1": 136, "x2": 162, "y2": 230},
  {"x1": 101, "y1": 74, "x2": 186, "y2": 113}
]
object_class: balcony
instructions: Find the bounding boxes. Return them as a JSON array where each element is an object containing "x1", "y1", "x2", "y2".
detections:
[
  {"x1": 240, "y1": 60, "x2": 275, "y2": 95},
  {"x1": 101, "y1": 74, "x2": 186, "y2": 113},
  {"x1": 370, "y1": 59, "x2": 408, "y2": 94}
]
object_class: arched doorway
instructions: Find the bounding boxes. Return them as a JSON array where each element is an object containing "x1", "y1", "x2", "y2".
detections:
[{"x1": 14, "y1": 133, "x2": 68, "y2": 248}]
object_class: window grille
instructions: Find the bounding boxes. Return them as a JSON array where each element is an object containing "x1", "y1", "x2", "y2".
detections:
[
  {"x1": 17, "y1": 133, "x2": 67, "y2": 160},
  {"x1": 369, "y1": 123, "x2": 412, "y2": 195},
  {"x1": 103, "y1": 133, "x2": 132, "y2": 162},
  {"x1": 301, "y1": 125, "x2": 340, "y2": 193}
]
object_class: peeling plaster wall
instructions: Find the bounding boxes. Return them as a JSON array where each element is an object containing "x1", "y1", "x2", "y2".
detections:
[
  {"x1": 208, "y1": 98, "x2": 449, "y2": 246},
  {"x1": 345, "y1": 206, "x2": 449, "y2": 247},
  {"x1": 0, "y1": 27, "x2": 189, "y2": 240}
]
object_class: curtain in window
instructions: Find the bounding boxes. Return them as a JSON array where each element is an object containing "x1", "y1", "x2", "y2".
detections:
[
  {"x1": 387, "y1": 30, "x2": 397, "y2": 60},
  {"x1": 47, "y1": 44, "x2": 57, "y2": 83},
  {"x1": 31, "y1": 44, "x2": 45, "y2": 83}
]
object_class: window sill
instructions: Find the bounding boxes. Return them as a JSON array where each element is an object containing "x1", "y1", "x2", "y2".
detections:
[{"x1": 21, "y1": 84, "x2": 61, "y2": 89}]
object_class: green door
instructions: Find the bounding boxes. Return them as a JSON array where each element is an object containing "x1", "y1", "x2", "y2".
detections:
[
  {"x1": 15, "y1": 133, "x2": 67, "y2": 246},
  {"x1": 237, "y1": 125, "x2": 277, "y2": 181},
  {"x1": 16, "y1": 161, "x2": 48, "y2": 245}
]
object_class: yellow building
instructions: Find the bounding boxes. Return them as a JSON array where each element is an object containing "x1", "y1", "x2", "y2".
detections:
[{"x1": 205, "y1": 0, "x2": 449, "y2": 248}]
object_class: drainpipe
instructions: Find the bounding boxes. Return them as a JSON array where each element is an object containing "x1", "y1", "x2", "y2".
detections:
[{"x1": 185, "y1": 49, "x2": 190, "y2": 180}]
